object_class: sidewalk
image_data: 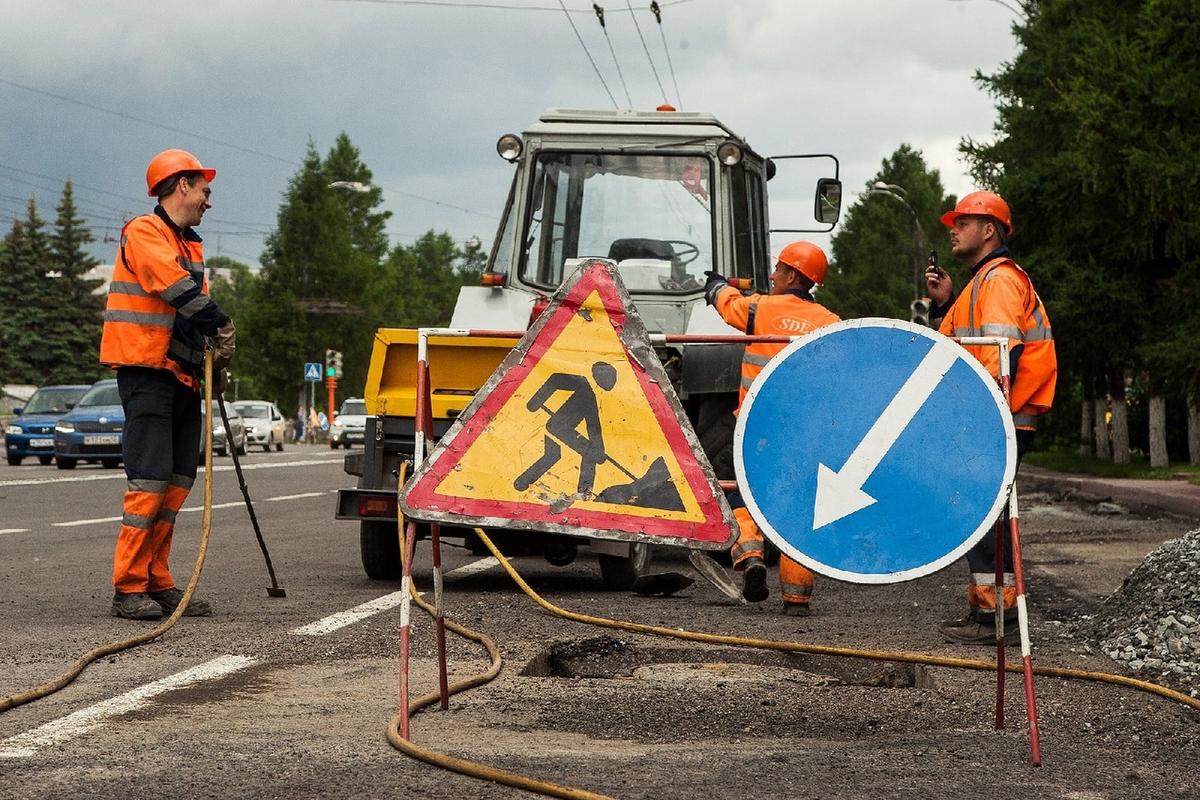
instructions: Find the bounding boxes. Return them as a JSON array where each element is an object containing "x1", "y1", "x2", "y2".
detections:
[{"x1": 1019, "y1": 464, "x2": 1200, "y2": 520}]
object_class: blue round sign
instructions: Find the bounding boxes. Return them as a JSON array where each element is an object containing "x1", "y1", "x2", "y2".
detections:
[{"x1": 734, "y1": 319, "x2": 1016, "y2": 584}]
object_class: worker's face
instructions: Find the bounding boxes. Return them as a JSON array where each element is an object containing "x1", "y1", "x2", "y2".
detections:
[
  {"x1": 770, "y1": 262, "x2": 798, "y2": 295},
  {"x1": 949, "y1": 216, "x2": 993, "y2": 261},
  {"x1": 178, "y1": 176, "x2": 212, "y2": 227}
]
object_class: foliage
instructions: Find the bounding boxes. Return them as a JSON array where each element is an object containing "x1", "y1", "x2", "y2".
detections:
[
  {"x1": 1025, "y1": 448, "x2": 1200, "y2": 483},
  {"x1": 820, "y1": 145, "x2": 953, "y2": 320},
  {"x1": 961, "y1": 0, "x2": 1200, "y2": 438}
]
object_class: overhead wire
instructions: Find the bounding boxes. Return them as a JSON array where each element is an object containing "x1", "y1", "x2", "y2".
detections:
[
  {"x1": 625, "y1": 0, "x2": 668, "y2": 104},
  {"x1": 650, "y1": 1, "x2": 682, "y2": 108},
  {"x1": 329, "y1": 0, "x2": 696, "y2": 11},
  {"x1": 557, "y1": 0, "x2": 619, "y2": 108},
  {"x1": 593, "y1": 4, "x2": 633, "y2": 107}
]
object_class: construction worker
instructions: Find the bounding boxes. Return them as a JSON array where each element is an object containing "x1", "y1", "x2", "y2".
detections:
[
  {"x1": 925, "y1": 190, "x2": 1056, "y2": 644},
  {"x1": 100, "y1": 149, "x2": 236, "y2": 620},
  {"x1": 704, "y1": 241, "x2": 840, "y2": 615}
]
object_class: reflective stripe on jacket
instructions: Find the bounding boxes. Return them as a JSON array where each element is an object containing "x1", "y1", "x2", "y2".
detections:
[
  {"x1": 938, "y1": 256, "x2": 1056, "y2": 429},
  {"x1": 713, "y1": 286, "x2": 840, "y2": 411},
  {"x1": 99, "y1": 209, "x2": 229, "y2": 388}
]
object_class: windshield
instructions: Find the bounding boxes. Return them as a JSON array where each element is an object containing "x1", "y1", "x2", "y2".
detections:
[
  {"x1": 235, "y1": 404, "x2": 270, "y2": 419},
  {"x1": 340, "y1": 400, "x2": 367, "y2": 416},
  {"x1": 79, "y1": 383, "x2": 120, "y2": 407},
  {"x1": 24, "y1": 387, "x2": 86, "y2": 414},
  {"x1": 521, "y1": 152, "x2": 713, "y2": 293}
]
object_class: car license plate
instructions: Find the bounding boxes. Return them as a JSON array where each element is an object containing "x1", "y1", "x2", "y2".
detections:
[
  {"x1": 30, "y1": 439, "x2": 53, "y2": 448},
  {"x1": 84, "y1": 434, "x2": 120, "y2": 445}
]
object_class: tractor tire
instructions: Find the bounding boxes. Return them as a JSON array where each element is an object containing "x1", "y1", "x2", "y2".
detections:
[
  {"x1": 695, "y1": 394, "x2": 738, "y2": 481},
  {"x1": 598, "y1": 542, "x2": 654, "y2": 590},
  {"x1": 360, "y1": 520, "x2": 402, "y2": 580}
]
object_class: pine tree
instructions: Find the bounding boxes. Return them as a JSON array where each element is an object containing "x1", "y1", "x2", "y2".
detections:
[
  {"x1": 42, "y1": 181, "x2": 105, "y2": 382},
  {"x1": 0, "y1": 200, "x2": 55, "y2": 384}
]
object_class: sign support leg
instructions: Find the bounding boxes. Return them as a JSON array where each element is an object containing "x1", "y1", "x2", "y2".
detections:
[
  {"x1": 398, "y1": 518, "x2": 417, "y2": 739},
  {"x1": 1008, "y1": 487, "x2": 1042, "y2": 765},
  {"x1": 418, "y1": 354, "x2": 450, "y2": 711}
]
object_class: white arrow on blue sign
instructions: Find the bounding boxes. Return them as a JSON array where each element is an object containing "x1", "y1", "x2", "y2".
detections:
[
  {"x1": 304, "y1": 362, "x2": 322, "y2": 382},
  {"x1": 734, "y1": 318, "x2": 1016, "y2": 584}
]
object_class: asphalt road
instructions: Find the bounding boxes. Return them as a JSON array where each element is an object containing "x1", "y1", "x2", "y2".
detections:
[{"x1": 2, "y1": 449, "x2": 1198, "y2": 799}]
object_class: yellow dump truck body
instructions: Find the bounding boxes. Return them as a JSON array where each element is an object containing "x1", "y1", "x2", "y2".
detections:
[{"x1": 363, "y1": 328, "x2": 516, "y2": 421}]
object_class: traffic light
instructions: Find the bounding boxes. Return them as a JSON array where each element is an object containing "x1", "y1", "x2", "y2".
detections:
[
  {"x1": 910, "y1": 298, "x2": 931, "y2": 327},
  {"x1": 325, "y1": 348, "x2": 335, "y2": 378},
  {"x1": 332, "y1": 350, "x2": 343, "y2": 379}
]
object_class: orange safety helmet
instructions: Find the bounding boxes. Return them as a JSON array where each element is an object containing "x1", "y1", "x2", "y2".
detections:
[
  {"x1": 145, "y1": 149, "x2": 216, "y2": 197},
  {"x1": 777, "y1": 241, "x2": 829, "y2": 285},
  {"x1": 940, "y1": 190, "x2": 1013, "y2": 236}
]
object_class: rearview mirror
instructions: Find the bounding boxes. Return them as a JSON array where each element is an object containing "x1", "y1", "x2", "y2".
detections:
[
  {"x1": 12, "y1": 406, "x2": 23, "y2": 415},
  {"x1": 815, "y1": 178, "x2": 842, "y2": 225},
  {"x1": 65, "y1": 401, "x2": 77, "y2": 410}
]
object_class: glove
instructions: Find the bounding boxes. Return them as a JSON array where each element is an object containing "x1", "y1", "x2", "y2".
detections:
[
  {"x1": 702, "y1": 270, "x2": 728, "y2": 306},
  {"x1": 212, "y1": 320, "x2": 236, "y2": 371},
  {"x1": 213, "y1": 368, "x2": 229, "y2": 395}
]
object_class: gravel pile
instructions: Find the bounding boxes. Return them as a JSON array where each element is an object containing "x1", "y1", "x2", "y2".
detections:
[{"x1": 1091, "y1": 527, "x2": 1200, "y2": 695}]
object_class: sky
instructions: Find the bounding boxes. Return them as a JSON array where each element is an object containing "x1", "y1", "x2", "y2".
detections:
[{"x1": 0, "y1": 0, "x2": 1023, "y2": 269}]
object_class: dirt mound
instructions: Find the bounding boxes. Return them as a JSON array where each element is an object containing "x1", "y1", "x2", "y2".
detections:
[{"x1": 1091, "y1": 527, "x2": 1200, "y2": 696}]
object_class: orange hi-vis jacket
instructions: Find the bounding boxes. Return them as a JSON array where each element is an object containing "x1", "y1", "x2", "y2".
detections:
[
  {"x1": 100, "y1": 207, "x2": 230, "y2": 389},
  {"x1": 713, "y1": 287, "x2": 841, "y2": 411},
  {"x1": 939, "y1": 254, "x2": 1056, "y2": 430}
]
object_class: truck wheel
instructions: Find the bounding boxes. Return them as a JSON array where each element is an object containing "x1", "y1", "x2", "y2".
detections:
[
  {"x1": 696, "y1": 394, "x2": 737, "y2": 481},
  {"x1": 598, "y1": 542, "x2": 654, "y2": 590},
  {"x1": 360, "y1": 520, "x2": 402, "y2": 580}
]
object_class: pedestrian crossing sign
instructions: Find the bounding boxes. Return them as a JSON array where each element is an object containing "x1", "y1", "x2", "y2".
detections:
[
  {"x1": 401, "y1": 259, "x2": 736, "y2": 550},
  {"x1": 304, "y1": 362, "x2": 322, "y2": 382}
]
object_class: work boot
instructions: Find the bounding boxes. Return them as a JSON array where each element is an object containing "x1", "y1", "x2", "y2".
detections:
[
  {"x1": 149, "y1": 587, "x2": 213, "y2": 617},
  {"x1": 740, "y1": 557, "x2": 769, "y2": 603},
  {"x1": 111, "y1": 592, "x2": 163, "y2": 620},
  {"x1": 783, "y1": 602, "x2": 812, "y2": 617},
  {"x1": 938, "y1": 610, "x2": 1017, "y2": 645}
]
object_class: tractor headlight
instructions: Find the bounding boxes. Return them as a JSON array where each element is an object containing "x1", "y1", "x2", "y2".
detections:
[
  {"x1": 496, "y1": 134, "x2": 523, "y2": 162},
  {"x1": 717, "y1": 141, "x2": 743, "y2": 166}
]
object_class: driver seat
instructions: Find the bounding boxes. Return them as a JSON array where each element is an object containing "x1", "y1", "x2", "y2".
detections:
[{"x1": 608, "y1": 238, "x2": 674, "y2": 262}]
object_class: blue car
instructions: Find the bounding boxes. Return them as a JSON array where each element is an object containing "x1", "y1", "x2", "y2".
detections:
[
  {"x1": 5, "y1": 384, "x2": 90, "y2": 466},
  {"x1": 53, "y1": 379, "x2": 124, "y2": 470}
]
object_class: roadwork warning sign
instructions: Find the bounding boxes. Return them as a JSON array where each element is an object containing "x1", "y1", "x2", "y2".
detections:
[{"x1": 401, "y1": 259, "x2": 735, "y2": 550}]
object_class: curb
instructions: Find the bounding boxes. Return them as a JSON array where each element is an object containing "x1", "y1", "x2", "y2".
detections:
[{"x1": 1019, "y1": 465, "x2": 1200, "y2": 521}]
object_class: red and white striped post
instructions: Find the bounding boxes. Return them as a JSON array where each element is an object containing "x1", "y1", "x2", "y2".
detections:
[{"x1": 417, "y1": 334, "x2": 450, "y2": 710}]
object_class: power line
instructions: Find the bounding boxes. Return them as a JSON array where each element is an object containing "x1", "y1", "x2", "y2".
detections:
[
  {"x1": 557, "y1": 1, "x2": 619, "y2": 108},
  {"x1": 650, "y1": 1, "x2": 682, "y2": 108},
  {"x1": 625, "y1": 0, "x2": 668, "y2": 104},
  {"x1": 593, "y1": 5, "x2": 633, "y2": 107},
  {"x1": 328, "y1": 0, "x2": 696, "y2": 11}
]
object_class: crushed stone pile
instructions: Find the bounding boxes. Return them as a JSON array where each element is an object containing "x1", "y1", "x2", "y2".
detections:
[{"x1": 1090, "y1": 527, "x2": 1200, "y2": 696}]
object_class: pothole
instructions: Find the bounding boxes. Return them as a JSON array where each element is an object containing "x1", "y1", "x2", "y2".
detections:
[{"x1": 522, "y1": 635, "x2": 934, "y2": 689}]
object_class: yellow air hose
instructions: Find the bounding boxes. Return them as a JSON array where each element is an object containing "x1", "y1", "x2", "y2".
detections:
[
  {"x1": 0, "y1": 353, "x2": 219, "y2": 714},
  {"x1": 389, "y1": 525, "x2": 1197, "y2": 798}
]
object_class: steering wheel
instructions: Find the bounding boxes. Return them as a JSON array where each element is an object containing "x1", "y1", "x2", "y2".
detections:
[{"x1": 662, "y1": 240, "x2": 701, "y2": 266}]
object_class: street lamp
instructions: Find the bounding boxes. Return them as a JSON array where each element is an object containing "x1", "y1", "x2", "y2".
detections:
[
  {"x1": 869, "y1": 181, "x2": 928, "y2": 310},
  {"x1": 328, "y1": 180, "x2": 371, "y2": 193}
]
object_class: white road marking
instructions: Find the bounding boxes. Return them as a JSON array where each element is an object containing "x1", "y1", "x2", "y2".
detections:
[
  {"x1": 0, "y1": 528, "x2": 30, "y2": 535},
  {"x1": 48, "y1": 489, "x2": 333, "y2": 528},
  {"x1": 264, "y1": 492, "x2": 324, "y2": 502},
  {"x1": 0, "y1": 655, "x2": 255, "y2": 759},
  {"x1": 289, "y1": 557, "x2": 499, "y2": 637},
  {"x1": 52, "y1": 516, "x2": 122, "y2": 528},
  {"x1": 0, "y1": 455, "x2": 345, "y2": 488}
]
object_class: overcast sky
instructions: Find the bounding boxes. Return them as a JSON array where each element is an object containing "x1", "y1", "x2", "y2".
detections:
[{"x1": 0, "y1": 0, "x2": 1022, "y2": 268}]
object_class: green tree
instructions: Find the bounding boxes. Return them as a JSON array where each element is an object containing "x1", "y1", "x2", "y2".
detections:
[
  {"x1": 41, "y1": 181, "x2": 105, "y2": 383},
  {"x1": 820, "y1": 145, "x2": 953, "y2": 321},
  {"x1": 0, "y1": 200, "x2": 55, "y2": 384}
]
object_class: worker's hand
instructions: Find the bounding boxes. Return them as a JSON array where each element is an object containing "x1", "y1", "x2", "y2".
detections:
[
  {"x1": 212, "y1": 320, "x2": 236, "y2": 371},
  {"x1": 924, "y1": 265, "x2": 953, "y2": 306},
  {"x1": 702, "y1": 270, "x2": 728, "y2": 306},
  {"x1": 213, "y1": 368, "x2": 229, "y2": 395}
]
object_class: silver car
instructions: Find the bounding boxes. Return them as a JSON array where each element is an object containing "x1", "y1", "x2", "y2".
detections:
[
  {"x1": 232, "y1": 400, "x2": 286, "y2": 452},
  {"x1": 329, "y1": 398, "x2": 367, "y2": 449},
  {"x1": 199, "y1": 404, "x2": 247, "y2": 458}
]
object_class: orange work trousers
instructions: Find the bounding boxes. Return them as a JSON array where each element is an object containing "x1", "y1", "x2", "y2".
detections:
[{"x1": 730, "y1": 506, "x2": 813, "y2": 605}]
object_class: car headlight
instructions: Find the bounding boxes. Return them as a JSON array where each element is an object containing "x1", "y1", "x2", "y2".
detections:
[
  {"x1": 331, "y1": 422, "x2": 344, "y2": 431},
  {"x1": 5, "y1": 425, "x2": 22, "y2": 435},
  {"x1": 55, "y1": 421, "x2": 75, "y2": 433}
]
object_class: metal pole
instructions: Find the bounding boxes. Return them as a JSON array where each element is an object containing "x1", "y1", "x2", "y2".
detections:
[
  {"x1": 419, "y1": 347, "x2": 450, "y2": 710},
  {"x1": 1009, "y1": 488, "x2": 1043, "y2": 765},
  {"x1": 993, "y1": 515, "x2": 1007, "y2": 728}
]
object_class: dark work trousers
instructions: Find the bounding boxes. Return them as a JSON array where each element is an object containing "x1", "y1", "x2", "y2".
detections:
[
  {"x1": 112, "y1": 367, "x2": 201, "y2": 593},
  {"x1": 118, "y1": 367, "x2": 202, "y2": 483},
  {"x1": 964, "y1": 428, "x2": 1035, "y2": 581}
]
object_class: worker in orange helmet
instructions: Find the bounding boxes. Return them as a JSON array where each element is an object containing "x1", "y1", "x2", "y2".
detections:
[
  {"x1": 925, "y1": 190, "x2": 1057, "y2": 644},
  {"x1": 99, "y1": 149, "x2": 236, "y2": 620},
  {"x1": 704, "y1": 241, "x2": 840, "y2": 614}
]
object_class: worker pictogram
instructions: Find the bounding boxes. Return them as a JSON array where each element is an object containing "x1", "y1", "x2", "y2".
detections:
[
  {"x1": 402, "y1": 259, "x2": 735, "y2": 549},
  {"x1": 735, "y1": 319, "x2": 1016, "y2": 583}
]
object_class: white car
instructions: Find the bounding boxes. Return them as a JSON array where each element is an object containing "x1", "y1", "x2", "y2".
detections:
[
  {"x1": 329, "y1": 398, "x2": 367, "y2": 449},
  {"x1": 232, "y1": 400, "x2": 287, "y2": 452}
]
